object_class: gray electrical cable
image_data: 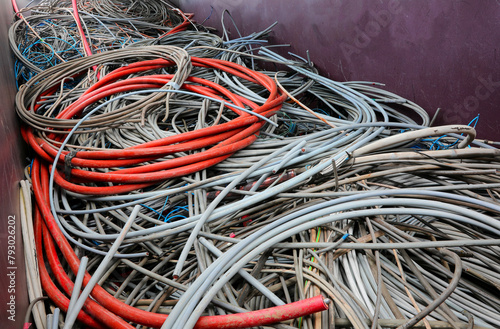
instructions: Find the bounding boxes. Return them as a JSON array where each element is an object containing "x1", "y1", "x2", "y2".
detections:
[
  {"x1": 65, "y1": 256, "x2": 88, "y2": 320},
  {"x1": 198, "y1": 237, "x2": 285, "y2": 306},
  {"x1": 62, "y1": 205, "x2": 140, "y2": 329}
]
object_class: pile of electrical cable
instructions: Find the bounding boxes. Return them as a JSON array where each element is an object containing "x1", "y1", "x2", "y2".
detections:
[
  {"x1": 10, "y1": 0, "x2": 193, "y2": 85},
  {"x1": 12, "y1": 2, "x2": 500, "y2": 329},
  {"x1": 17, "y1": 45, "x2": 286, "y2": 195}
]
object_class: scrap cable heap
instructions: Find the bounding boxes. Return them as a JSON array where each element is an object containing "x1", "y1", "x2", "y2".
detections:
[{"x1": 11, "y1": 1, "x2": 500, "y2": 329}]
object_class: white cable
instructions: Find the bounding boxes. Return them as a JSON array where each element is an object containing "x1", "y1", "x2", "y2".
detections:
[{"x1": 20, "y1": 180, "x2": 47, "y2": 329}]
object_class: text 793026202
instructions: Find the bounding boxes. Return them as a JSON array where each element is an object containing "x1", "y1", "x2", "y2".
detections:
[{"x1": 6, "y1": 215, "x2": 17, "y2": 322}]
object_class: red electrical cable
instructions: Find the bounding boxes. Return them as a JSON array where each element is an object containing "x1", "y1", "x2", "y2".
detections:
[
  {"x1": 32, "y1": 158, "x2": 329, "y2": 328},
  {"x1": 34, "y1": 208, "x2": 108, "y2": 329},
  {"x1": 41, "y1": 218, "x2": 134, "y2": 329},
  {"x1": 159, "y1": 11, "x2": 194, "y2": 37},
  {"x1": 50, "y1": 155, "x2": 228, "y2": 195},
  {"x1": 24, "y1": 56, "x2": 286, "y2": 195},
  {"x1": 71, "y1": 0, "x2": 93, "y2": 57},
  {"x1": 11, "y1": 0, "x2": 21, "y2": 19},
  {"x1": 194, "y1": 296, "x2": 329, "y2": 329},
  {"x1": 61, "y1": 134, "x2": 257, "y2": 183}
]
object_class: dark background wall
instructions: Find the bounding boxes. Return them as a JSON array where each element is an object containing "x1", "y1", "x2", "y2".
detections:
[
  {"x1": 0, "y1": 0, "x2": 28, "y2": 328},
  {"x1": 177, "y1": 0, "x2": 500, "y2": 141}
]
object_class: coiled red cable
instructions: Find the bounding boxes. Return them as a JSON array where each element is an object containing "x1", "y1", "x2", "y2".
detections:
[{"x1": 26, "y1": 57, "x2": 286, "y2": 195}]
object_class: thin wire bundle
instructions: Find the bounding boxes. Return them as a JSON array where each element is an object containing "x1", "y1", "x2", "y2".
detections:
[{"x1": 10, "y1": 1, "x2": 189, "y2": 85}]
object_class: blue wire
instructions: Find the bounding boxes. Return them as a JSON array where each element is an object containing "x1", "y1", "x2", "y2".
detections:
[
  {"x1": 140, "y1": 201, "x2": 188, "y2": 222},
  {"x1": 28, "y1": 158, "x2": 34, "y2": 177},
  {"x1": 140, "y1": 203, "x2": 164, "y2": 219},
  {"x1": 158, "y1": 196, "x2": 169, "y2": 221},
  {"x1": 18, "y1": 19, "x2": 85, "y2": 76},
  {"x1": 164, "y1": 206, "x2": 189, "y2": 223},
  {"x1": 421, "y1": 114, "x2": 480, "y2": 150},
  {"x1": 14, "y1": 60, "x2": 20, "y2": 90},
  {"x1": 164, "y1": 215, "x2": 187, "y2": 223},
  {"x1": 312, "y1": 108, "x2": 329, "y2": 116},
  {"x1": 447, "y1": 114, "x2": 480, "y2": 149}
]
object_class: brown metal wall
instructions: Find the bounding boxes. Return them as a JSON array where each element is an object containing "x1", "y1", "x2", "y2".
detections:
[
  {"x1": 0, "y1": 1, "x2": 28, "y2": 328},
  {"x1": 178, "y1": 0, "x2": 500, "y2": 141}
]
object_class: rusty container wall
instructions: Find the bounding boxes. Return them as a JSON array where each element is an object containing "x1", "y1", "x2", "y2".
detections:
[
  {"x1": 177, "y1": 0, "x2": 500, "y2": 141},
  {"x1": 0, "y1": 0, "x2": 28, "y2": 328}
]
